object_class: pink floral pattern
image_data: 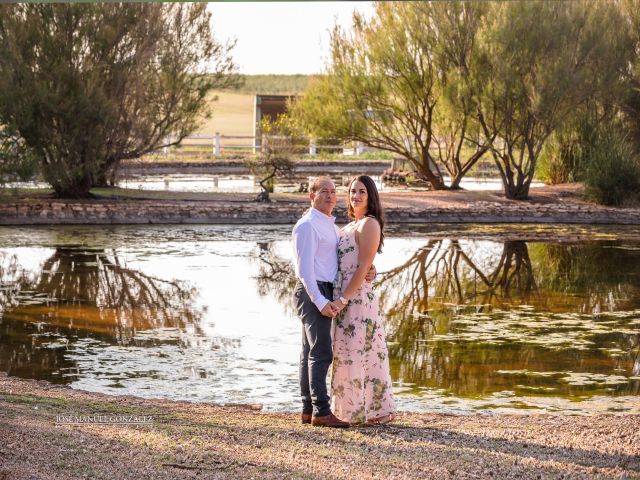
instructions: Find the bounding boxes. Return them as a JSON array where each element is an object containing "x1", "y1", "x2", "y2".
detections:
[{"x1": 331, "y1": 221, "x2": 396, "y2": 424}]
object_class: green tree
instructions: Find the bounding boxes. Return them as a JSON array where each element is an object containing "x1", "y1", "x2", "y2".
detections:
[
  {"x1": 292, "y1": 1, "x2": 490, "y2": 190},
  {"x1": 0, "y1": 3, "x2": 238, "y2": 198},
  {"x1": 246, "y1": 114, "x2": 297, "y2": 202},
  {"x1": 472, "y1": 1, "x2": 631, "y2": 199}
]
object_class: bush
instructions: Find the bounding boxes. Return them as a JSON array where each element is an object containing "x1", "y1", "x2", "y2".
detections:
[
  {"x1": 537, "y1": 120, "x2": 596, "y2": 185},
  {"x1": 537, "y1": 134, "x2": 580, "y2": 184},
  {"x1": 582, "y1": 124, "x2": 640, "y2": 206}
]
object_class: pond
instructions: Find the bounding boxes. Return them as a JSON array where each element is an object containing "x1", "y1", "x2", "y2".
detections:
[{"x1": 0, "y1": 224, "x2": 638, "y2": 415}]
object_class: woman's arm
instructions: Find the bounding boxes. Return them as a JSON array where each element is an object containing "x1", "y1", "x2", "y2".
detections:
[{"x1": 340, "y1": 218, "x2": 380, "y2": 301}]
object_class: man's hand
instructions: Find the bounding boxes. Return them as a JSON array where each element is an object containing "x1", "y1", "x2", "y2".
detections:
[
  {"x1": 329, "y1": 299, "x2": 346, "y2": 315},
  {"x1": 320, "y1": 303, "x2": 338, "y2": 318},
  {"x1": 320, "y1": 300, "x2": 345, "y2": 318},
  {"x1": 365, "y1": 264, "x2": 377, "y2": 283}
]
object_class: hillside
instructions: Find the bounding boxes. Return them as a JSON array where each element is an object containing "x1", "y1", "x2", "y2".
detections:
[{"x1": 223, "y1": 74, "x2": 319, "y2": 95}]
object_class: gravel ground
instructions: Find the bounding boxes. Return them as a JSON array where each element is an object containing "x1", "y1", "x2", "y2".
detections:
[{"x1": 0, "y1": 374, "x2": 638, "y2": 480}]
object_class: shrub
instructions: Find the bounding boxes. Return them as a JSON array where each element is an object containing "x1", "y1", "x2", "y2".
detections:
[
  {"x1": 537, "y1": 133, "x2": 582, "y2": 184},
  {"x1": 582, "y1": 124, "x2": 640, "y2": 206},
  {"x1": 537, "y1": 120, "x2": 598, "y2": 185}
]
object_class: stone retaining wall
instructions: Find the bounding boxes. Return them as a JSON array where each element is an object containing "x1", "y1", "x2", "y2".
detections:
[{"x1": 1, "y1": 200, "x2": 639, "y2": 225}]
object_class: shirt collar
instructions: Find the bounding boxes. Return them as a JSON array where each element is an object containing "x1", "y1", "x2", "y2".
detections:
[{"x1": 310, "y1": 207, "x2": 336, "y2": 224}]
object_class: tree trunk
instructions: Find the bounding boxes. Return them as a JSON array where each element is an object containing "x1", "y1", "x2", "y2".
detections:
[
  {"x1": 256, "y1": 168, "x2": 276, "y2": 202},
  {"x1": 94, "y1": 170, "x2": 110, "y2": 188},
  {"x1": 503, "y1": 179, "x2": 530, "y2": 200},
  {"x1": 94, "y1": 161, "x2": 119, "y2": 187},
  {"x1": 52, "y1": 174, "x2": 93, "y2": 198},
  {"x1": 448, "y1": 174, "x2": 464, "y2": 190},
  {"x1": 415, "y1": 163, "x2": 446, "y2": 190}
]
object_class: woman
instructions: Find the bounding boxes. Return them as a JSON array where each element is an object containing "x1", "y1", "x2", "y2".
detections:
[{"x1": 331, "y1": 175, "x2": 396, "y2": 425}]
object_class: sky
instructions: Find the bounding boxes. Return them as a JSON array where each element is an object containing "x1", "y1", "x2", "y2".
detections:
[{"x1": 208, "y1": 1, "x2": 375, "y2": 75}]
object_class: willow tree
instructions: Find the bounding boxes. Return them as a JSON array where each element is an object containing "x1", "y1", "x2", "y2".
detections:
[
  {"x1": 0, "y1": 3, "x2": 238, "y2": 197},
  {"x1": 471, "y1": 1, "x2": 632, "y2": 199},
  {"x1": 292, "y1": 1, "x2": 490, "y2": 190}
]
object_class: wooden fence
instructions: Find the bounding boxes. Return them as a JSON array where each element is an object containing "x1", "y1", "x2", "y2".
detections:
[{"x1": 157, "y1": 133, "x2": 369, "y2": 157}]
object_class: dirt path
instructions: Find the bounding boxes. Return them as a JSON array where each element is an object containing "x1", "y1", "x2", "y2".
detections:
[{"x1": 0, "y1": 374, "x2": 638, "y2": 480}]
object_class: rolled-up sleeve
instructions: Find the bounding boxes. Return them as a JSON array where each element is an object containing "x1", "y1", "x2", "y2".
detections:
[{"x1": 293, "y1": 222, "x2": 329, "y2": 311}]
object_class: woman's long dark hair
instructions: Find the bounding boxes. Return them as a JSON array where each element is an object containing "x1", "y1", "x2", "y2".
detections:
[{"x1": 347, "y1": 175, "x2": 385, "y2": 253}]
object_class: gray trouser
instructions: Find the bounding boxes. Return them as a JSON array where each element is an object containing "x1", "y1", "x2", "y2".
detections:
[{"x1": 294, "y1": 280, "x2": 333, "y2": 417}]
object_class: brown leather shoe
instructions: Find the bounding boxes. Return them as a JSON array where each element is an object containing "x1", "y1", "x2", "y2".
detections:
[
  {"x1": 311, "y1": 413, "x2": 349, "y2": 428},
  {"x1": 301, "y1": 413, "x2": 312, "y2": 425}
]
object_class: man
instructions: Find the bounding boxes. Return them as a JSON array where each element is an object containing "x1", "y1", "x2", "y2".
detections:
[{"x1": 292, "y1": 176, "x2": 374, "y2": 428}]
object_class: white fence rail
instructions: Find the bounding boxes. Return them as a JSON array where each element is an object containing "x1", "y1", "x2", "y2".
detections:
[{"x1": 157, "y1": 133, "x2": 369, "y2": 157}]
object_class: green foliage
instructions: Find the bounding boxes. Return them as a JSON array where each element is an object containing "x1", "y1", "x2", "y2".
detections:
[
  {"x1": 292, "y1": 2, "x2": 490, "y2": 190},
  {"x1": 472, "y1": 1, "x2": 633, "y2": 199},
  {"x1": 246, "y1": 114, "x2": 296, "y2": 202},
  {"x1": 537, "y1": 119, "x2": 597, "y2": 185},
  {"x1": 537, "y1": 136, "x2": 579, "y2": 185},
  {"x1": 582, "y1": 123, "x2": 640, "y2": 206},
  {"x1": 0, "y1": 4, "x2": 238, "y2": 198},
  {"x1": 538, "y1": 113, "x2": 640, "y2": 206},
  {"x1": 0, "y1": 129, "x2": 39, "y2": 188}
]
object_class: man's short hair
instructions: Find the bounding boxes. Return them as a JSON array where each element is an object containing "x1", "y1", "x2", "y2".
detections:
[{"x1": 310, "y1": 176, "x2": 335, "y2": 192}]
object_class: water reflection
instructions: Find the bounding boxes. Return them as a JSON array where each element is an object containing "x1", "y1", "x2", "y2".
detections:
[
  {"x1": 249, "y1": 236, "x2": 640, "y2": 409},
  {"x1": 254, "y1": 242, "x2": 298, "y2": 316},
  {"x1": 532, "y1": 243, "x2": 640, "y2": 313},
  {"x1": 0, "y1": 247, "x2": 203, "y2": 382},
  {"x1": 377, "y1": 240, "x2": 536, "y2": 317},
  {"x1": 376, "y1": 239, "x2": 640, "y2": 402},
  {"x1": 0, "y1": 225, "x2": 639, "y2": 414}
]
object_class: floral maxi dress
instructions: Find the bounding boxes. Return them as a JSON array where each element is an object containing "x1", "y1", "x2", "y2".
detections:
[{"x1": 331, "y1": 220, "x2": 396, "y2": 424}]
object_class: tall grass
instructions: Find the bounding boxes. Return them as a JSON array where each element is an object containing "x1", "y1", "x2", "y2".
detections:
[{"x1": 537, "y1": 121, "x2": 596, "y2": 185}]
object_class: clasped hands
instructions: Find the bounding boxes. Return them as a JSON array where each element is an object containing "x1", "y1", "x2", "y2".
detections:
[
  {"x1": 320, "y1": 264, "x2": 376, "y2": 318},
  {"x1": 321, "y1": 299, "x2": 346, "y2": 318}
]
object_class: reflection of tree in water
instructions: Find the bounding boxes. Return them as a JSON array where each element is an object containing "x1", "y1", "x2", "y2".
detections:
[
  {"x1": 253, "y1": 242, "x2": 297, "y2": 315},
  {"x1": 0, "y1": 252, "x2": 35, "y2": 313},
  {"x1": 0, "y1": 247, "x2": 204, "y2": 381},
  {"x1": 246, "y1": 237, "x2": 640, "y2": 397},
  {"x1": 377, "y1": 239, "x2": 536, "y2": 320},
  {"x1": 378, "y1": 238, "x2": 640, "y2": 396},
  {"x1": 377, "y1": 239, "x2": 538, "y2": 392},
  {"x1": 531, "y1": 242, "x2": 640, "y2": 395},
  {"x1": 5, "y1": 247, "x2": 204, "y2": 340},
  {"x1": 251, "y1": 238, "x2": 537, "y2": 325},
  {"x1": 531, "y1": 242, "x2": 640, "y2": 313}
]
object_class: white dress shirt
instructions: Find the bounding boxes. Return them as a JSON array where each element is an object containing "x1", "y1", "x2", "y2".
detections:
[{"x1": 292, "y1": 207, "x2": 340, "y2": 311}]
